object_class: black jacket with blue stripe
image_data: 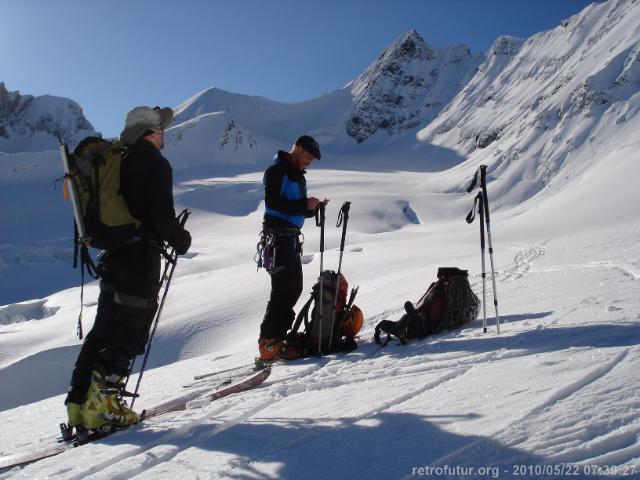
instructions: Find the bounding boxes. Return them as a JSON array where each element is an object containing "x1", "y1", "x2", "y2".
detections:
[{"x1": 263, "y1": 150, "x2": 315, "y2": 230}]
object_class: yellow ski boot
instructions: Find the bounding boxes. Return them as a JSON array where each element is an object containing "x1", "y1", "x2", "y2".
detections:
[
  {"x1": 82, "y1": 370, "x2": 139, "y2": 430},
  {"x1": 66, "y1": 402, "x2": 84, "y2": 427},
  {"x1": 60, "y1": 401, "x2": 85, "y2": 441}
]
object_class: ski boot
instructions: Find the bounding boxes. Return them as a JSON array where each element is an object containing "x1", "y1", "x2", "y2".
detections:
[
  {"x1": 279, "y1": 333, "x2": 305, "y2": 360},
  {"x1": 60, "y1": 401, "x2": 85, "y2": 442},
  {"x1": 256, "y1": 336, "x2": 304, "y2": 369},
  {"x1": 258, "y1": 337, "x2": 284, "y2": 362},
  {"x1": 82, "y1": 370, "x2": 139, "y2": 431}
]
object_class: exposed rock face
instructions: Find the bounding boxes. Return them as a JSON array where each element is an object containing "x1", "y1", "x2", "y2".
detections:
[
  {"x1": 346, "y1": 30, "x2": 483, "y2": 143},
  {"x1": 0, "y1": 82, "x2": 97, "y2": 152}
]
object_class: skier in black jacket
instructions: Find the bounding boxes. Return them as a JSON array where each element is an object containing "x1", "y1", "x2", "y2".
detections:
[
  {"x1": 258, "y1": 135, "x2": 327, "y2": 361},
  {"x1": 65, "y1": 106, "x2": 191, "y2": 431}
]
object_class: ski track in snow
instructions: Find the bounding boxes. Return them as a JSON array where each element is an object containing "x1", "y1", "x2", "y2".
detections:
[
  {"x1": 53, "y1": 329, "x2": 632, "y2": 479},
  {"x1": 418, "y1": 349, "x2": 630, "y2": 473},
  {"x1": 98, "y1": 366, "x2": 473, "y2": 480},
  {"x1": 19, "y1": 362, "x2": 329, "y2": 480},
  {"x1": 224, "y1": 367, "x2": 474, "y2": 478}
]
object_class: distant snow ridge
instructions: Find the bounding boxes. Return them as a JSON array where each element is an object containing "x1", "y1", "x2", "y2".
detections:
[
  {"x1": 0, "y1": 82, "x2": 98, "y2": 153},
  {"x1": 346, "y1": 29, "x2": 483, "y2": 143}
]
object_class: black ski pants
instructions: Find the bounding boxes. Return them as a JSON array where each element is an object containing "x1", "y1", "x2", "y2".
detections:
[
  {"x1": 260, "y1": 232, "x2": 303, "y2": 339},
  {"x1": 66, "y1": 241, "x2": 160, "y2": 404}
]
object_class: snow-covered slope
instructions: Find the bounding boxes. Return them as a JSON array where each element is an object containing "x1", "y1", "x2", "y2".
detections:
[
  {"x1": 164, "y1": 86, "x2": 354, "y2": 173},
  {"x1": 1, "y1": 145, "x2": 639, "y2": 477},
  {"x1": 418, "y1": 0, "x2": 640, "y2": 209},
  {"x1": 0, "y1": 83, "x2": 98, "y2": 153}
]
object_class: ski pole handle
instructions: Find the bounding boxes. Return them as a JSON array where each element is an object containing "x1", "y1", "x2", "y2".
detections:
[
  {"x1": 477, "y1": 166, "x2": 491, "y2": 222},
  {"x1": 336, "y1": 201, "x2": 351, "y2": 252},
  {"x1": 178, "y1": 208, "x2": 191, "y2": 229},
  {"x1": 466, "y1": 164, "x2": 488, "y2": 194},
  {"x1": 167, "y1": 208, "x2": 191, "y2": 261},
  {"x1": 315, "y1": 202, "x2": 326, "y2": 227},
  {"x1": 466, "y1": 168, "x2": 480, "y2": 193},
  {"x1": 317, "y1": 202, "x2": 326, "y2": 253}
]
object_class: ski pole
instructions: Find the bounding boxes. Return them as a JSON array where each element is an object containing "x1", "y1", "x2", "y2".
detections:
[
  {"x1": 466, "y1": 191, "x2": 487, "y2": 332},
  {"x1": 126, "y1": 209, "x2": 189, "y2": 385},
  {"x1": 130, "y1": 209, "x2": 191, "y2": 408},
  {"x1": 328, "y1": 201, "x2": 351, "y2": 352},
  {"x1": 478, "y1": 166, "x2": 500, "y2": 334},
  {"x1": 315, "y1": 202, "x2": 326, "y2": 356},
  {"x1": 478, "y1": 192, "x2": 488, "y2": 333},
  {"x1": 478, "y1": 193, "x2": 487, "y2": 333},
  {"x1": 466, "y1": 165, "x2": 500, "y2": 333}
]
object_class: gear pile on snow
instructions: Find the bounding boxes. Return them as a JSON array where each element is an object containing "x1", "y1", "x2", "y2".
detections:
[{"x1": 374, "y1": 267, "x2": 480, "y2": 345}]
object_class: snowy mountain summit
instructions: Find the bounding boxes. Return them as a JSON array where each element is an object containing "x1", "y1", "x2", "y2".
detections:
[
  {"x1": 347, "y1": 29, "x2": 483, "y2": 142},
  {"x1": 0, "y1": 83, "x2": 98, "y2": 153}
]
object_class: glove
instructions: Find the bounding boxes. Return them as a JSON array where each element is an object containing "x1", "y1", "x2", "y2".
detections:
[{"x1": 171, "y1": 229, "x2": 191, "y2": 255}]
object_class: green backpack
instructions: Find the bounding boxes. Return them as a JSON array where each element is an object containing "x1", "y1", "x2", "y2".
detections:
[
  {"x1": 61, "y1": 136, "x2": 142, "y2": 338},
  {"x1": 66, "y1": 136, "x2": 141, "y2": 250}
]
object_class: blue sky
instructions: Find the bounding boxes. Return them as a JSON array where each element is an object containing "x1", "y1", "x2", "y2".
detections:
[{"x1": 1, "y1": 0, "x2": 597, "y2": 137}]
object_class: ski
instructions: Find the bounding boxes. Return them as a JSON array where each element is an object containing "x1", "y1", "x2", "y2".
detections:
[
  {"x1": 0, "y1": 367, "x2": 271, "y2": 473},
  {"x1": 183, "y1": 362, "x2": 266, "y2": 388},
  {"x1": 184, "y1": 357, "x2": 287, "y2": 389},
  {"x1": 143, "y1": 366, "x2": 270, "y2": 419}
]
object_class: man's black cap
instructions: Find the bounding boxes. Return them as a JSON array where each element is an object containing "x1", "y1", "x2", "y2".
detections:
[{"x1": 295, "y1": 135, "x2": 321, "y2": 160}]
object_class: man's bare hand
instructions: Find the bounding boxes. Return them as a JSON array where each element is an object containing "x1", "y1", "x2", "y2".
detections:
[
  {"x1": 307, "y1": 197, "x2": 320, "y2": 210},
  {"x1": 307, "y1": 198, "x2": 330, "y2": 210}
]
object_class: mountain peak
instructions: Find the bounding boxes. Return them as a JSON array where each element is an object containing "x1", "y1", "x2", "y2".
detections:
[
  {"x1": 346, "y1": 29, "x2": 481, "y2": 143},
  {"x1": 396, "y1": 28, "x2": 424, "y2": 46},
  {"x1": 383, "y1": 29, "x2": 433, "y2": 62},
  {"x1": 0, "y1": 83, "x2": 97, "y2": 152}
]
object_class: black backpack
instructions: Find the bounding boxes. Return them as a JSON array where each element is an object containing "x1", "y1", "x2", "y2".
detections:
[{"x1": 374, "y1": 267, "x2": 479, "y2": 345}]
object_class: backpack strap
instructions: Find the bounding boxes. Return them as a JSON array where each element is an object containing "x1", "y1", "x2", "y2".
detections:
[
  {"x1": 72, "y1": 221, "x2": 99, "y2": 340},
  {"x1": 374, "y1": 318, "x2": 409, "y2": 346},
  {"x1": 466, "y1": 191, "x2": 482, "y2": 224},
  {"x1": 331, "y1": 285, "x2": 359, "y2": 338},
  {"x1": 374, "y1": 321, "x2": 392, "y2": 346},
  {"x1": 291, "y1": 294, "x2": 315, "y2": 335}
]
